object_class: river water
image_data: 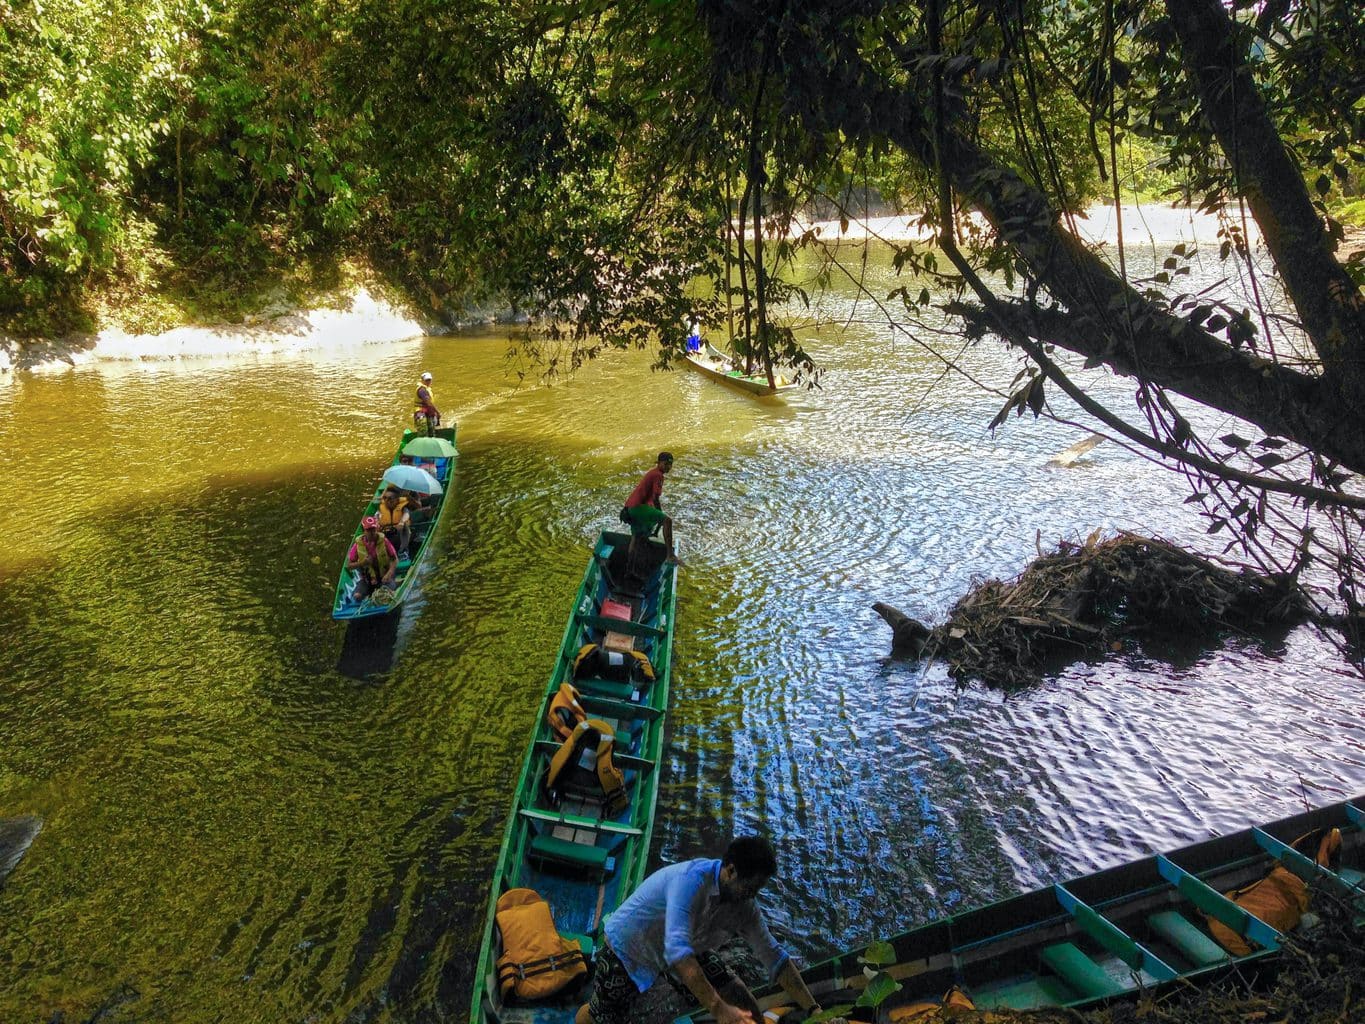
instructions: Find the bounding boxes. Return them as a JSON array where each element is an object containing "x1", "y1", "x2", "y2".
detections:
[{"x1": 1, "y1": 246, "x2": 1363, "y2": 1023}]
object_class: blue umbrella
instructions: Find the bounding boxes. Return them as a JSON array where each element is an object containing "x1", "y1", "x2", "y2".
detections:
[{"x1": 382, "y1": 463, "x2": 444, "y2": 494}]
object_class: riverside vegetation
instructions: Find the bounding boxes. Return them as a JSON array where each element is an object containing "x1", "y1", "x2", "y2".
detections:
[{"x1": 4, "y1": 3, "x2": 1363, "y2": 1019}]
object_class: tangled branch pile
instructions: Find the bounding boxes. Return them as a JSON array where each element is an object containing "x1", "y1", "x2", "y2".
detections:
[{"x1": 926, "y1": 532, "x2": 1309, "y2": 689}]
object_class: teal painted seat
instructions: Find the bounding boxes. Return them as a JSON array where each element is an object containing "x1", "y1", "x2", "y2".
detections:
[
  {"x1": 529, "y1": 834, "x2": 611, "y2": 875},
  {"x1": 1147, "y1": 910, "x2": 1228, "y2": 968},
  {"x1": 576, "y1": 677, "x2": 638, "y2": 701},
  {"x1": 973, "y1": 975, "x2": 1075, "y2": 1010},
  {"x1": 1040, "y1": 943, "x2": 1128, "y2": 1001}
]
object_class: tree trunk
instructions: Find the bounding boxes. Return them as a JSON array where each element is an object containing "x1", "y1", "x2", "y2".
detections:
[{"x1": 1164, "y1": 0, "x2": 1365, "y2": 413}]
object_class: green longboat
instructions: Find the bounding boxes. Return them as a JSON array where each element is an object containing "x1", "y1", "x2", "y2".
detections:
[
  {"x1": 471, "y1": 529, "x2": 678, "y2": 1024},
  {"x1": 682, "y1": 796, "x2": 1365, "y2": 1023},
  {"x1": 330, "y1": 425, "x2": 457, "y2": 620}
]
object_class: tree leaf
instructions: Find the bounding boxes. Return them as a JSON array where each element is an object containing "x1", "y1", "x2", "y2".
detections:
[{"x1": 859, "y1": 940, "x2": 896, "y2": 967}]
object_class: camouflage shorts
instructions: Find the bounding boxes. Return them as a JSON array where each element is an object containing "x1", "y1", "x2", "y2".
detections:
[{"x1": 586, "y1": 943, "x2": 641, "y2": 1024}]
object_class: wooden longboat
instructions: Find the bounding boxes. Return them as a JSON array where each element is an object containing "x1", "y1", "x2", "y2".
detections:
[
  {"x1": 471, "y1": 529, "x2": 679, "y2": 1024},
  {"x1": 682, "y1": 796, "x2": 1365, "y2": 1022},
  {"x1": 330, "y1": 425, "x2": 457, "y2": 620},
  {"x1": 683, "y1": 341, "x2": 796, "y2": 396}
]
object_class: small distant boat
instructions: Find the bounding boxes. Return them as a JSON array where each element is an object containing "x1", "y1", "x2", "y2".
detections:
[
  {"x1": 470, "y1": 528, "x2": 679, "y2": 1024},
  {"x1": 683, "y1": 796, "x2": 1365, "y2": 1022},
  {"x1": 683, "y1": 340, "x2": 796, "y2": 396},
  {"x1": 330, "y1": 425, "x2": 457, "y2": 620}
]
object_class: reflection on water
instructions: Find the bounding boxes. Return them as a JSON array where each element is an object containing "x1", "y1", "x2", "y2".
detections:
[{"x1": 1, "y1": 248, "x2": 1362, "y2": 1021}]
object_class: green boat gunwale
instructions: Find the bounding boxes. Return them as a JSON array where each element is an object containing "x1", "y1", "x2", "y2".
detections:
[
  {"x1": 471, "y1": 529, "x2": 679, "y2": 1024},
  {"x1": 330, "y1": 425, "x2": 457, "y2": 621}
]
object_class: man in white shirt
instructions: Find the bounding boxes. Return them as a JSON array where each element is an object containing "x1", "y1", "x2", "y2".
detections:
[{"x1": 576, "y1": 836, "x2": 828, "y2": 1024}]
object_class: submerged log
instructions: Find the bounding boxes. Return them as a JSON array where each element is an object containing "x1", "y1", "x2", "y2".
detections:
[
  {"x1": 872, "y1": 601, "x2": 932, "y2": 655},
  {"x1": 875, "y1": 532, "x2": 1311, "y2": 689},
  {"x1": 0, "y1": 815, "x2": 41, "y2": 888}
]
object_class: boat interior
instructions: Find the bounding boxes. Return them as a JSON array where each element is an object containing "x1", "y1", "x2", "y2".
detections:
[
  {"x1": 335, "y1": 428, "x2": 455, "y2": 615},
  {"x1": 480, "y1": 531, "x2": 672, "y2": 1023}
]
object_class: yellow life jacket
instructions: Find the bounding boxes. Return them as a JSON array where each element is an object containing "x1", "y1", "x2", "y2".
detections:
[
  {"x1": 415, "y1": 382, "x2": 436, "y2": 414},
  {"x1": 543, "y1": 718, "x2": 627, "y2": 816},
  {"x1": 495, "y1": 888, "x2": 588, "y2": 1001},
  {"x1": 1206, "y1": 828, "x2": 1341, "y2": 956},
  {"x1": 353, "y1": 533, "x2": 393, "y2": 580},
  {"x1": 377, "y1": 497, "x2": 409, "y2": 527},
  {"x1": 546, "y1": 683, "x2": 587, "y2": 741},
  {"x1": 572, "y1": 642, "x2": 655, "y2": 684}
]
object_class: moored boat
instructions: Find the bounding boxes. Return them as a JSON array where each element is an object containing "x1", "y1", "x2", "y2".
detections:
[
  {"x1": 470, "y1": 529, "x2": 678, "y2": 1024},
  {"x1": 683, "y1": 341, "x2": 796, "y2": 396},
  {"x1": 330, "y1": 425, "x2": 457, "y2": 620},
  {"x1": 683, "y1": 796, "x2": 1365, "y2": 1022}
]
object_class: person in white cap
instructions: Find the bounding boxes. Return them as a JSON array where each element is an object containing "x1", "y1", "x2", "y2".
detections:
[{"x1": 414, "y1": 371, "x2": 442, "y2": 436}]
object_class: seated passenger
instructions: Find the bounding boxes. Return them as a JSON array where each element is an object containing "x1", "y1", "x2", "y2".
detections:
[
  {"x1": 347, "y1": 516, "x2": 397, "y2": 600},
  {"x1": 377, "y1": 488, "x2": 412, "y2": 558}
]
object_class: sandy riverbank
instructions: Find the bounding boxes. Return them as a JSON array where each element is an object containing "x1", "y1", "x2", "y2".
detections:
[
  {"x1": 0, "y1": 286, "x2": 432, "y2": 379},
  {"x1": 0, "y1": 203, "x2": 1315, "y2": 376}
]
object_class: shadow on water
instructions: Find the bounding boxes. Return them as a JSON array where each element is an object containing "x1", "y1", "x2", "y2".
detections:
[{"x1": 336, "y1": 613, "x2": 402, "y2": 680}]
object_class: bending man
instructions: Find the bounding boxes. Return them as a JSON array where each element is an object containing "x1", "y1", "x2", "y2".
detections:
[{"x1": 576, "y1": 836, "x2": 828, "y2": 1024}]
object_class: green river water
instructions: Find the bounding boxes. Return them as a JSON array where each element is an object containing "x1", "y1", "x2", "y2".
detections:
[{"x1": 1, "y1": 247, "x2": 1362, "y2": 1023}]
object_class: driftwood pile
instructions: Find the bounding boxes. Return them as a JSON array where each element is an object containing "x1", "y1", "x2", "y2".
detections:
[{"x1": 878, "y1": 531, "x2": 1309, "y2": 689}]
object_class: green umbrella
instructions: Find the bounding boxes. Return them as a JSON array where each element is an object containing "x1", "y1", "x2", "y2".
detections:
[{"x1": 402, "y1": 436, "x2": 457, "y2": 458}]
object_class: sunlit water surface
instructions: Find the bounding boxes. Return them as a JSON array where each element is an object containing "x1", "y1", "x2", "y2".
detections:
[{"x1": 1, "y1": 245, "x2": 1362, "y2": 1023}]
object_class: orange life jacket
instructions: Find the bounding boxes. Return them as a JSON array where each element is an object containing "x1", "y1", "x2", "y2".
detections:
[
  {"x1": 1207, "y1": 828, "x2": 1342, "y2": 956},
  {"x1": 546, "y1": 683, "x2": 587, "y2": 741},
  {"x1": 543, "y1": 718, "x2": 627, "y2": 816},
  {"x1": 495, "y1": 888, "x2": 587, "y2": 1001},
  {"x1": 352, "y1": 533, "x2": 393, "y2": 581},
  {"x1": 414, "y1": 381, "x2": 437, "y2": 414},
  {"x1": 377, "y1": 497, "x2": 408, "y2": 527},
  {"x1": 887, "y1": 986, "x2": 977, "y2": 1021},
  {"x1": 572, "y1": 642, "x2": 655, "y2": 684}
]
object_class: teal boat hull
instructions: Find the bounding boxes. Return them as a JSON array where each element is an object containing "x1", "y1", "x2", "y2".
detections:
[
  {"x1": 681, "y1": 796, "x2": 1365, "y2": 1022},
  {"x1": 470, "y1": 530, "x2": 678, "y2": 1024},
  {"x1": 330, "y1": 425, "x2": 457, "y2": 620}
]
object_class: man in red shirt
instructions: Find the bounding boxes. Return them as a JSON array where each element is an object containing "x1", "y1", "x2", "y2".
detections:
[{"x1": 622, "y1": 452, "x2": 678, "y2": 564}]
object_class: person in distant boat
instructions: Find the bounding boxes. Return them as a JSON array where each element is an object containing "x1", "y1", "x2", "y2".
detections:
[
  {"x1": 347, "y1": 516, "x2": 397, "y2": 599},
  {"x1": 686, "y1": 318, "x2": 703, "y2": 354},
  {"x1": 575, "y1": 836, "x2": 831, "y2": 1024},
  {"x1": 414, "y1": 371, "x2": 441, "y2": 437},
  {"x1": 622, "y1": 451, "x2": 677, "y2": 565},
  {"x1": 377, "y1": 488, "x2": 412, "y2": 558}
]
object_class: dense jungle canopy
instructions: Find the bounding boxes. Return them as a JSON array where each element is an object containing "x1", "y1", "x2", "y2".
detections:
[{"x1": 3, "y1": 0, "x2": 1364, "y2": 614}]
